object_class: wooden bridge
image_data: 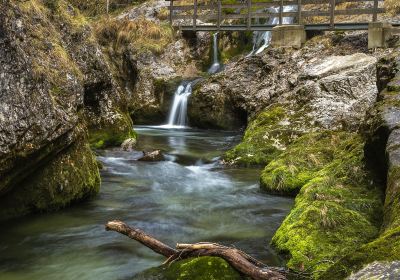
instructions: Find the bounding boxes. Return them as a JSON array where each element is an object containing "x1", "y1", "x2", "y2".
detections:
[{"x1": 166, "y1": 0, "x2": 389, "y2": 31}]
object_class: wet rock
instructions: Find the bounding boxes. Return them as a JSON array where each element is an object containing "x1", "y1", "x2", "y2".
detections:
[
  {"x1": 138, "y1": 150, "x2": 165, "y2": 162},
  {"x1": 121, "y1": 138, "x2": 137, "y2": 152}
]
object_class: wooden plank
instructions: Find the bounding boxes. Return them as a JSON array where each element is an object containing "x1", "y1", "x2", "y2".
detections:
[
  {"x1": 298, "y1": 0, "x2": 302, "y2": 24},
  {"x1": 247, "y1": 0, "x2": 252, "y2": 30},
  {"x1": 330, "y1": 0, "x2": 335, "y2": 29},
  {"x1": 334, "y1": 8, "x2": 385, "y2": 15},
  {"x1": 170, "y1": 5, "x2": 213, "y2": 11},
  {"x1": 193, "y1": 0, "x2": 197, "y2": 31},
  {"x1": 169, "y1": 0, "x2": 173, "y2": 25},
  {"x1": 217, "y1": 0, "x2": 221, "y2": 30},
  {"x1": 373, "y1": 0, "x2": 378, "y2": 21}
]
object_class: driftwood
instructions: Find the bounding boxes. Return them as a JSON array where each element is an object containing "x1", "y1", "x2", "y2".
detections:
[{"x1": 105, "y1": 220, "x2": 287, "y2": 280}]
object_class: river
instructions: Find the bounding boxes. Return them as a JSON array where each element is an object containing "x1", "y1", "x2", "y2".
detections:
[{"x1": 0, "y1": 126, "x2": 293, "y2": 280}]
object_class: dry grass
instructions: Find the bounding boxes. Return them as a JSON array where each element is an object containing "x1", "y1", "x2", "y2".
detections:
[
  {"x1": 95, "y1": 17, "x2": 173, "y2": 54},
  {"x1": 385, "y1": 0, "x2": 400, "y2": 16}
]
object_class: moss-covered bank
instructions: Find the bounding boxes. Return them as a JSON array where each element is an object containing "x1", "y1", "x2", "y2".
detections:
[
  {"x1": 223, "y1": 105, "x2": 306, "y2": 166},
  {"x1": 267, "y1": 131, "x2": 383, "y2": 278},
  {"x1": 133, "y1": 257, "x2": 244, "y2": 280},
  {"x1": 320, "y1": 55, "x2": 400, "y2": 279}
]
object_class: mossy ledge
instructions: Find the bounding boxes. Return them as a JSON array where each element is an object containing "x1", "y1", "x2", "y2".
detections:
[
  {"x1": 0, "y1": 137, "x2": 100, "y2": 221},
  {"x1": 223, "y1": 105, "x2": 303, "y2": 166},
  {"x1": 133, "y1": 257, "x2": 244, "y2": 280},
  {"x1": 267, "y1": 131, "x2": 383, "y2": 278}
]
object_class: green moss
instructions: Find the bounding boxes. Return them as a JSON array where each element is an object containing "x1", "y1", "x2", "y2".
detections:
[
  {"x1": 134, "y1": 257, "x2": 244, "y2": 280},
  {"x1": 270, "y1": 131, "x2": 383, "y2": 278},
  {"x1": 260, "y1": 131, "x2": 362, "y2": 196},
  {"x1": 0, "y1": 138, "x2": 100, "y2": 221},
  {"x1": 89, "y1": 125, "x2": 136, "y2": 149},
  {"x1": 224, "y1": 105, "x2": 302, "y2": 166},
  {"x1": 322, "y1": 226, "x2": 400, "y2": 279}
]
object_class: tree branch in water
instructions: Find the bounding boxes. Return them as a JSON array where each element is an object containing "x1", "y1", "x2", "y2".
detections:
[{"x1": 105, "y1": 220, "x2": 287, "y2": 280}]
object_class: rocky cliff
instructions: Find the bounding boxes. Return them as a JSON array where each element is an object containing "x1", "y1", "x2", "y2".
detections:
[{"x1": 0, "y1": 0, "x2": 134, "y2": 220}]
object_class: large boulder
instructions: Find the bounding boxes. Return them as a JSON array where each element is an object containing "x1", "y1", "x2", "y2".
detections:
[
  {"x1": 0, "y1": 0, "x2": 130, "y2": 219},
  {"x1": 223, "y1": 52, "x2": 377, "y2": 166},
  {"x1": 189, "y1": 37, "x2": 378, "y2": 131}
]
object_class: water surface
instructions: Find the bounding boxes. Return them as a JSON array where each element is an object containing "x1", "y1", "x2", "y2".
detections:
[{"x1": 0, "y1": 126, "x2": 293, "y2": 280}]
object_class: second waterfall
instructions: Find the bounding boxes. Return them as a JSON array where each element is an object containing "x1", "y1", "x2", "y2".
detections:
[{"x1": 165, "y1": 33, "x2": 222, "y2": 128}]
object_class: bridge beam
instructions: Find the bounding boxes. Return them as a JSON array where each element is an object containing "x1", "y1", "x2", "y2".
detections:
[
  {"x1": 271, "y1": 25, "x2": 306, "y2": 48},
  {"x1": 368, "y1": 22, "x2": 393, "y2": 49}
]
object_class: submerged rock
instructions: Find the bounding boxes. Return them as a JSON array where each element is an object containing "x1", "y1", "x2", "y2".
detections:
[
  {"x1": 133, "y1": 257, "x2": 243, "y2": 280},
  {"x1": 121, "y1": 138, "x2": 137, "y2": 152},
  {"x1": 139, "y1": 150, "x2": 165, "y2": 162}
]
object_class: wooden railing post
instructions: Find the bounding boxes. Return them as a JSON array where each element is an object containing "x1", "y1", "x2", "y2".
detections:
[
  {"x1": 247, "y1": 0, "x2": 252, "y2": 30},
  {"x1": 373, "y1": 0, "x2": 378, "y2": 22},
  {"x1": 169, "y1": 0, "x2": 174, "y2": 26},
  {"x1": 217, "y1": 0, "x2": 221, "y2": 31},
  {"x1": 330, "y1": 0, "x2": 335, "y2": 30},
  {"x1": 279, "y1": 0, "x2": 283, "y2": 25},
  {"x1": 298, "y1": 0, "x2": 302, "y2": 24},
  {"x1": 193, "y1": 0, "x2": 197, "y2": 31}
]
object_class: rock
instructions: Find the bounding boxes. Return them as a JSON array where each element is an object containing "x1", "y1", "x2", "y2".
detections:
[
  {"x1": 347, "y1": 261, "x2": 400, "y2": 280},
  {"x1": 222, "y1": 51, "x2": 378, "y2": 165},
  {"x1": 0, "y1": 0, "x2": 131, "y2": 220},
  {"x1": 139, "y1": 150, "x2": 165, "y2": 162},
  {"x1": 319, "y1": 51, "x2": 400, "y2": 280},
  {"x1": 121, "y1": 137, "x2": 137, "y2": 152},
  {"x1": 190, "y1": 42, "x2": 378, "y2": 131},
  {"x1": 132, "y1": 257, "x2": 243, "y2": 280},
  {"x1": 270, "y1": 131, "x2": 382, "y2": 278}
]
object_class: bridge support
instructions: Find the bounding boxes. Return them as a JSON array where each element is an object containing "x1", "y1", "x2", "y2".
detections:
[
  {"x1": 271, "y1": 25, "x2": 306, "y2": 49},
  {"x1": 368, "y1": 22, "x2": 393, "y2": 49}
]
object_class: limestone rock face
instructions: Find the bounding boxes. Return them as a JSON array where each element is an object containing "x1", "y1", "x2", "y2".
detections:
[
  {"x1": 0, "y1": 0, "x2": 131, "y2": 219},
  {"x1": 348, "y1": 261, "x2": 400, "y2": 280},
  {"x1": 190, "y1": 49, "x2": 378, "y2": 131}
]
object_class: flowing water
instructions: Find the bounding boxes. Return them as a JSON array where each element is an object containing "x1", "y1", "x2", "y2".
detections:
[
  {"x1": 0, "y1": 126, "x2": 293, "y2": 280},
  {"x1": 164, "y1": 32, "x2": 222, "y2": 128},
  {"x1": 165, "y1": 82, "x2": 193, "y2": 128},
  {"x1": 250, "y1": 5, "x2": 297, "y2": 55},
  {"x1": 208, "y1": 33, "x2": 222, "y2": 74}
]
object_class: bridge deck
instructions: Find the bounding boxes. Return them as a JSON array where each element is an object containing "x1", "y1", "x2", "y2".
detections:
[
  {"x1": 178, "y1": 22, "x2": 400, "y2": 32},
  {"x1": 168, "y1": 0, "x2": 389, "y2": 32}
]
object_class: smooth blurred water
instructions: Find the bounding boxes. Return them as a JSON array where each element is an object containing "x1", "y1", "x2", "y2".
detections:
[{"x1": 0, "y1": 126, "x2": 293, "y2": 280}]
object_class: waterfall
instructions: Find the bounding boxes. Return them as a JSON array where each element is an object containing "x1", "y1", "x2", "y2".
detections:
[
  {"x1": 208, "y1": 33, "x2": 222, "y2": 74},
  {"x1": 249, "y1": 5, "x2": 297, "y2": 55},
  {"x1": 165, "y1": 82, "x2": 193, "y2": 128}
]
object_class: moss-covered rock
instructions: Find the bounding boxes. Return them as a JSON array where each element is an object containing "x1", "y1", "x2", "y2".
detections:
[
  {"x1": 270, "y1": 131, "x2": 383, "y2": 278},
  {"x1": 133, "y1": 257, "x2": 244, "y2": 280},
  {"x1": 319, "y1": 53, "x2": 400, "y2": 279},
  {"x1": 223, "y1": 105, "x2": 304, "y2": 166},
  {"x1": 0, "y1": 137, "x2": 100, "y2": 221},
  {"x1": 260, "y1": 131, "x2": 360, "y2": 196}
]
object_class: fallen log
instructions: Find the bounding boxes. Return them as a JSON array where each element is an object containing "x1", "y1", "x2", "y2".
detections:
[{"x1": 105, "y1": 220, "x2": 287, "y2": 280}]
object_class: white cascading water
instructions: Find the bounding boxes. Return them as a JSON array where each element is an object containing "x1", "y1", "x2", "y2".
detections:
[
  {"x1": 249, "y1": 5, "x2": 297, "y2": 55},
  {"x1": 165, "y1": 82, "x2": 193, "y2": 128},
  {"x1": 208, "y1": 32, "x2": 222, "y2": 74},
  {"x1": 164, "y1": 33, "x2": 221, "y2": 128}
]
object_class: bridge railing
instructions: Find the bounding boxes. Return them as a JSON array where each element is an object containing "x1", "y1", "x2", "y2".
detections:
[{"x1": 166, "y1": 0, "x2": 385, "y2": 31}]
